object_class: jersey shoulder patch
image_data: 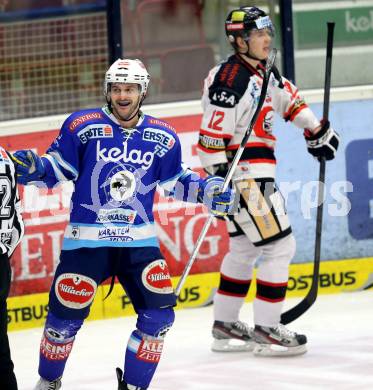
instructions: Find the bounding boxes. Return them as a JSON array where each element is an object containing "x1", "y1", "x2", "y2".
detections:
[
  {"x1": 141, "y1": 115, "x2": 178, "y2": 154},
  {"x1": 208, "y1": 55, "x2": 255, "y2": 108},
  {"x1": 65, "y1": 109, "x2": 105, "y2": 132},
  {"x1": 145, "y1": 116, "x2": 176, "y2": 133}
]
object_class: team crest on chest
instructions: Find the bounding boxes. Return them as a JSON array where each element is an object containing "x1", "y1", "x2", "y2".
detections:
[{"x1": 103, "y1": 165, "x2": 140, "y2": 206}]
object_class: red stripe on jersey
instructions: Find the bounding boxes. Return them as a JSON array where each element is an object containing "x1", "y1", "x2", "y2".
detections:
[
  {"x1": 289, "y1": 104, "x2": 308, "y2": 122},
  {"x1": 221, "y1": 273, "x2": 251, "y2": 284},
  {"x1": 199, "y1": 129, "x2": 232, "y2": 139},
  {"x1": 256, "y1": 279, "x2": 288, "y2": 287},
  {"x1": 227, "y1": 142, "x2": 274, "y2": 150}
]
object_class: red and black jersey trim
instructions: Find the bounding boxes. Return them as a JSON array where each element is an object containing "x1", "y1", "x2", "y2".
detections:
[
  {"x1": 208, "y1": 55, "x2": 256, "y2": 108},
  {"x1": 226, "y1": 146, "x2": 276, "y2": 164},
  {"x1": 284, "y1": 97, "x2": 308, "y2": 122},
  {"x1": 198, "y1": 129, "x2": 232, "y2": 152},
  {"x1": 217, "y1": 273, "x2": 251, "y2": 298},
  {"x1": 256, "y1": 279, "x2": 288, "y2": 303}
]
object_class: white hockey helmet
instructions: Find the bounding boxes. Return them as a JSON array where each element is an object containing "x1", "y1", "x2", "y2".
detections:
[{"x1": 104, "y1": 58, "x2": 150, "y2": 97}]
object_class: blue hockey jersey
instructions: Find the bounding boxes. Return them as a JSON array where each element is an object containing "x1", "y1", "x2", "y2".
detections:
[{"x1": 40, "y1": 106, "x2": 201, "y2": 250}]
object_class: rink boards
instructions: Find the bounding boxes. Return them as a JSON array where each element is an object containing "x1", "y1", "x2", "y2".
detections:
[
  {"x1": 7, "y1": 256, "x2": 373, "y2": 331},
  {"x1": 1, "y1": 88, "x2": 373, "y2": 331}
]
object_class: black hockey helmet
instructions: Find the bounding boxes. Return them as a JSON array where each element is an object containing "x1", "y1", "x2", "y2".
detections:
[{"x1": 225, "y1": 6, "x2": 274, "y2": 48}]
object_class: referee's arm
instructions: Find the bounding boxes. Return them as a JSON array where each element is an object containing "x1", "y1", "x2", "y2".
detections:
[{"x1": 0, "y1": 149, "x2": 25, "y2": 256}]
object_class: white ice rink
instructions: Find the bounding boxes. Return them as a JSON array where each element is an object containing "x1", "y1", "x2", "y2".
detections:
[{"x1": 10, "y1": 290, "x2": 373, "y2": 390}]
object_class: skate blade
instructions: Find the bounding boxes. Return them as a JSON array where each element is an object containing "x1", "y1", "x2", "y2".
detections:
[
  {"x1": 211, "y1": 338, "x2": 255, "y2": 352},
  {"x1": 253, "y1": 343, "x2": 307, "y2": 357}
]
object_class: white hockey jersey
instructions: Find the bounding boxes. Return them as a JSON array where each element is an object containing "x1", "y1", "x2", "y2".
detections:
[
  {"x1": 197, "y1": 54, "x2": 320, "y2": 179},
  {"x1": 0, "y1": 146, "x2": 24, "y2": 255}
]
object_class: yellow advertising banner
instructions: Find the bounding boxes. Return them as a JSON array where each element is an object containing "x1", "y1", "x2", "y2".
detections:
[{"x1": 8, "y1": 257, "x2": 373, "y2": 331}]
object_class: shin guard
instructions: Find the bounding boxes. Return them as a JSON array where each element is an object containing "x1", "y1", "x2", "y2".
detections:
[
  {"x1": 123, "y1": 308, "x2": 175, "y2": 389},
  {"x1": 38, "y1": 312, "x2": 83, "y2": 381}
]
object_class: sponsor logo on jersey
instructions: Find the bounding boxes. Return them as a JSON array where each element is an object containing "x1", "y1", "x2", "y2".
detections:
[
  {"x1": 198, "y1": 134, "x2": 225, "y2": 150},
  {"x1": 77, "y1": 124, "x2": 113, "y2": 143},
  {"x1": 136, "y1": 338, "x2": 164, "y2": 363},
  {"x1": 109, "y1": 170, "x2": 136, "y2": 202},
  {"x1": 141, "y1": 260, "x2": 173, "y2": 294},
  {"x1": 142, "y1": 128, "x2": 175, "y2": 149},
  {"x1": 210, "y1": 89, "x2": 237, "y2": 107},
  {"x1": 98, "y1": 226, "x2": 133, "y2": 242},
  {"x1": 148, "y1": 118, "x2": 175, "y2": 132},
  {"x1": 55, "y1": 273, "x2": 97, "y2": 309},
  {"x1": 71, "y1": 226, "x2": 80, "y2": 240},
  {"x1": 69, "y1": 112, "x2": 103, "y2": 131},
  {"x1": 96, "y1": 208, "x2": 137, "y2": 224},
  {"x1": 97, "y1": 141, "x2": 154, "y2": 170},
  {"x1": 40, "y1": 334, "x2": 74, "y2": 361}
]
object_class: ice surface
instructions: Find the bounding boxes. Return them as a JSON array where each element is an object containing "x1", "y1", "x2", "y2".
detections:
[{"x1": 10, "y1": 290, "x2": 373, "y2": 389}]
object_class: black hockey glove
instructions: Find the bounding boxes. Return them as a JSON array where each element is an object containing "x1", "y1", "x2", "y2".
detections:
[
  {"x1": 304, "y1": 120, "x2": 340, "y2": 161},
  {"x1": 204, "y1": 163, "x2": 229, "y2": 178}
]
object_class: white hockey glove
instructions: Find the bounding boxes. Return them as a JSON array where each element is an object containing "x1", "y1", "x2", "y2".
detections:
[
  {"x1": 12, "y1": 150, "x2": 45, "y2": 184},
  {"x1": 304, "y1": 120, "x2": 340, "y2": 161}
]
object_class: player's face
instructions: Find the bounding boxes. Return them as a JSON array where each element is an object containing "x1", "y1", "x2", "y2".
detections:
[
  {"x1": 109, "y1": 83, "x2": 142, "y2": 122},
  {"x1": 248, "y1": 28, "x2": 272, "y2": 60}
]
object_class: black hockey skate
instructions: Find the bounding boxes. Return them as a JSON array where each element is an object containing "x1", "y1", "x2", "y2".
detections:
[
  {"x1": 211, "y1": 320, "x2": 255, "y2": 352},
  {"x1": 253, "y1": 323, "x2": 307, "y2": 356},
  {"x1": 116, "y1": 368, "x2": 146, "y2": 390}
]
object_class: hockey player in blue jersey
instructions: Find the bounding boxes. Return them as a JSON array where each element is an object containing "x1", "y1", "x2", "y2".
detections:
[{"x1": 12, "y1": 59, "x2": 235, "y2": 390}]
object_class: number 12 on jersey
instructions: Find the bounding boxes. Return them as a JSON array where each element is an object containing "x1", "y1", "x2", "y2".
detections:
[{"x1": 208, "y1": 110, "x2": 225, "y2": 131}]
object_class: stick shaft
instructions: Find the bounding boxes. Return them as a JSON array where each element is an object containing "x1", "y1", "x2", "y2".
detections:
[{"x1": 175, "y1": 50, "x2": 277, "y2": 297}]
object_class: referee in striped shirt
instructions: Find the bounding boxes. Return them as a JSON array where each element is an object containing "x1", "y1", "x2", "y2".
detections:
[{"x1": 0, "y1": 146, "x2": 24, "y2": 390}]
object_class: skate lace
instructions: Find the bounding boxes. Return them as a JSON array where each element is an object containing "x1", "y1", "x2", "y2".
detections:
[
  {"x1": 47, "y1": 381, "x2": 59, "y2": 390},
  {"x1": 233, "y1": 321, "x2": 250, "y2": 333},
  {"x1": 274, "y1": 324, "x2": 296, "y2": 338}
]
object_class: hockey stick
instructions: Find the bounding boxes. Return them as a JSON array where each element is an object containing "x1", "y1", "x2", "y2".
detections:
[
  {"x1": 175, "y1": 49, "x2": 277, "y2": 296},
  {"x1": 280, "y1": 22, "x2": 335, "y2": 325}
]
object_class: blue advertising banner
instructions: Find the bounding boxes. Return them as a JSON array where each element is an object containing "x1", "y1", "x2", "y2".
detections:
[{"x1": 276, "y1": 99, "x2": 373, "y2": 262}]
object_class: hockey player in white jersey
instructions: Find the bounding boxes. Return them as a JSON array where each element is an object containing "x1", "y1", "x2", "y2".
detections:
[
  {"x1": 197, "y1": 6, "x2": 339, "y2": 356},
  {"x1": 0, "y1": 146, "x2": 24, "y2": 390},
  {"x1": 12, "y1": 59, "x2": 235, "y2": 389}
]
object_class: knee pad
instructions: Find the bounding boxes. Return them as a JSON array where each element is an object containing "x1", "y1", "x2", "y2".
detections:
[
  {"x1": 264, "y1": 234, "x2": 296, "y2": 266},
  {"x1": 136, "y1": 307, "x2": 175, "y2": 338},
  {"x1": 258, "y1": 234, "x2": 296, "y2": 282},
  {"x1": 227, "y1": 235, "x2": 262, "y2": 264},
  {"x1": 220, "y1": 235, "x2": 261, "y2": 279}
]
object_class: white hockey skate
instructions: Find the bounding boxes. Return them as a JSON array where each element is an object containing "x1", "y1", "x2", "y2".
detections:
[
  {"x1": 211, "y1": 320, "x2": 255, "y2": 352},
  {"x1": 253, "y1": 323, "x2": 307, "y2": 356},
  {"x1": 34, "y1": 376, "x2": 61, "y2": 390}
]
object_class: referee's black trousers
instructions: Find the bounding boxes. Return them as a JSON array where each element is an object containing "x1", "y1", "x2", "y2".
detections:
[{"x1": 0, "y1": 253, "x2": 17, "y2": 390}]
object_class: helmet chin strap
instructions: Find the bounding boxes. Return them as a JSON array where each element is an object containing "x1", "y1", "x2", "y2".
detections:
[{"x1": 241, "y1": 39, "x2": 262, "y2": 61}]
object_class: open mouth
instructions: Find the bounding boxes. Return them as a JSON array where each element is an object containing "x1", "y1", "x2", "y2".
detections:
[{"x1": 117, "y1": 101, "x2": 131, "y2": 107}]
